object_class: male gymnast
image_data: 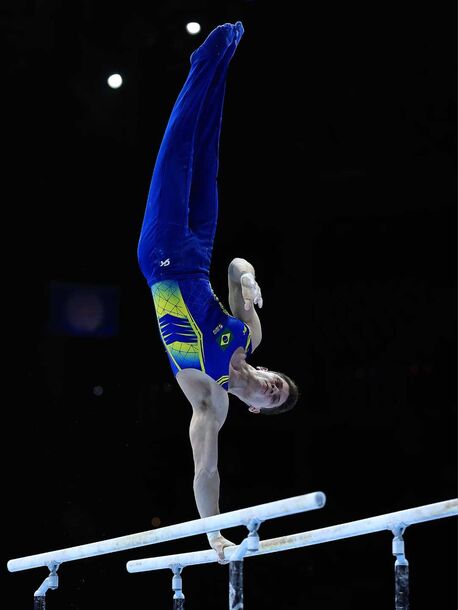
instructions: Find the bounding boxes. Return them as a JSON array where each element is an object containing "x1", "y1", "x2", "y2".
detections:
[{"x1": 137, "y1": 21, "x2": 299, "y2": 562}]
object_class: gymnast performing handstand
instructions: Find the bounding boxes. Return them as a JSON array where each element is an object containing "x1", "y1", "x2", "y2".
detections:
[{"x1": 137, "y1": 21, "x2": 299, "y2": 562}]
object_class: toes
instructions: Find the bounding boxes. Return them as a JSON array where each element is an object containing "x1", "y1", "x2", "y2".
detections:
[{"x1": 234, "y1": 21, "x2": 245, "y2": 41}]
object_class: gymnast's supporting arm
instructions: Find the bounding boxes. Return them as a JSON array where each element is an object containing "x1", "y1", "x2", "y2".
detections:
[{"x1": 189, "y1": 405, "x2": 235, "y2": 562}]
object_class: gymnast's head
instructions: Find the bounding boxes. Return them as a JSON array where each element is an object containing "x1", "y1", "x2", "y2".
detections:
[{"x1": 231, "y1": 366, "x2": 299, "y2": 415}]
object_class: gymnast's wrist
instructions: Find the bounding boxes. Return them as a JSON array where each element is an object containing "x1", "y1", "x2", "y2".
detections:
[{"x1": 207, "y1": 530, "x2": 222, "y2": 542}]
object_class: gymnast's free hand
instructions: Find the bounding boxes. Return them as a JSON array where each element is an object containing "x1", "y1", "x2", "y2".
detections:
[
  {"x1": 240, "y1": 272, "x2": 263, "y2": 311},
  {"x1": 207, "y1": 531, "x2": 236, "y2": 564}
]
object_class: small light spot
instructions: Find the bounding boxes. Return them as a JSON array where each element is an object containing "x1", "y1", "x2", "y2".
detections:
[
  {"x1": 107, "y1": 73, "x2": 123, "y2": 89},
  {"x1": 186, "y1": 22, "x2": 201, "y2": 35},
  {"x1": 93, "y1": 385, "x2": 104, "y2": 396}
]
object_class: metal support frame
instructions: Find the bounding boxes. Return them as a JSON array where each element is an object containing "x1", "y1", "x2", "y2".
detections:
[
  {"x1": 7, "y1": 497, "x2": 457, "y2": 609},
  {"x1": 228, "y1": 519, "x2": 261, "y2": 610},
  {"x1": 171, "y1": 565, "x2": 185, "y2": 610},
  {"x1": 33, "y1": 562, "x2": 59, "y2": 610},
  {"x1": 392, "y1": 525, "x2": 409, "y2": 610}
]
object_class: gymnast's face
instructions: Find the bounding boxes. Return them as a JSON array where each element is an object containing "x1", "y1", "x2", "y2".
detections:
[{"x1": 247, "y1": 367, "x2": 289, "y2": 413}]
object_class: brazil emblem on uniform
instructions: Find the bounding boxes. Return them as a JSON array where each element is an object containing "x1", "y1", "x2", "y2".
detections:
[{"x1": 218, "y1": 330, "x2": 233, "y2": 350}]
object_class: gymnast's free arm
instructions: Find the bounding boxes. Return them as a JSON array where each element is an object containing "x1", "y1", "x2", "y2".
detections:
[
  {"x1": 228, "y1": 257, "x2": 263, "y2": 350},
  {"x1": 189, "y1": 406, "x2": 235, "y2": 562}
]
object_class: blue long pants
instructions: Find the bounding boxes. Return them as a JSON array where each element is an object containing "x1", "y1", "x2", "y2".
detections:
[{"x1": 137, "y1": 22, "x2": 244, "y2": 286}]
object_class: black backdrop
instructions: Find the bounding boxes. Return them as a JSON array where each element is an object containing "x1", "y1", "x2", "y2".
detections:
[{"x1": 3, "y1": 1, "x2": 456, "y2": 609}]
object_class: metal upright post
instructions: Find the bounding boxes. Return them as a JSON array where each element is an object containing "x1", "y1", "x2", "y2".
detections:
[
  {"x1": 229, "y1": 561, "x2": 243, "y2": 610},
  {"x1": 33, "y1": 596, "x2": 46, "y2": 610},
  {"x1": 171, "y1": 565, "x2": 185, "y2": 610},
  {"x1": 228, "y1": 519, "x2": 260, "y2": 610},
  {"x1": 33, "y1": 562, "x2": 59, "y2": 610},
  {"x1": 392, "y1": 527, "x2": 409, "y2": 610}
]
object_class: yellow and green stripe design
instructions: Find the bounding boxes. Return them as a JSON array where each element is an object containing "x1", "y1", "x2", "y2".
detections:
[{"x1": 152, "y1": 280, "x2": 204, "y2": 373}]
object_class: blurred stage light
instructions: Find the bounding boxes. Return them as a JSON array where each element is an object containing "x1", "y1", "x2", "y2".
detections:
[
  {"x1": 107, "y1": 73, "x2": 123, "y2": 89},
  {"x1": 47, "y1": 281, "x2": 120, "y2": 337},
  {"x1": 66, "y1": 291, "x2": 104, "y2": 332},
  {"x1": 186, "y1": 22, "x2": 201, "y2": 35}
]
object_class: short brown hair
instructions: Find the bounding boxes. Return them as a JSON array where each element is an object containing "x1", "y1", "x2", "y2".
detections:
[{"x1": 258, "y1": 372, "x2": 299, "y2": 415}]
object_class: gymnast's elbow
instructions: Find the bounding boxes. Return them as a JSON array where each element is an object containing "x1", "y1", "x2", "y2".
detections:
[
  {"x1": 193, "y1": 466, "x2": 220, "y2": 481},
  {"x1": 228, "y1": 257, "x2": 254, "y2": 282}
]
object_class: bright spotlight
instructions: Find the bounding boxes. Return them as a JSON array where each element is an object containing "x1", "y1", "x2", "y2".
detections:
[
  {"x1": 107, "y1": 73, "x2": 123, "y2": 89},
  {"x1": 186, "y1": 22, "x2": 201, "y2": 35}
]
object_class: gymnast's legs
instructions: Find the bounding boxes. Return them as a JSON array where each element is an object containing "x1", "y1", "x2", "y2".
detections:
[
  {"x1": 137, "y1": 22, "x2": 244, "y2": 286},
  {"x1": 187, "y1": 23, "x2": 244, "y2": 252}
]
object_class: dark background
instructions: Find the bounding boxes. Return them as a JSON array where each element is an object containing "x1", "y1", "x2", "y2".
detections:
[{"x1": 3, "y1": 1, "x2": 457, "y2": 609}]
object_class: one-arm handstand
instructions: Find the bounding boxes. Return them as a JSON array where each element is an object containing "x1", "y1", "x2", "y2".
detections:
[{"x1": 137, "y1": 22, "x2": 299, "y2": 562}]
